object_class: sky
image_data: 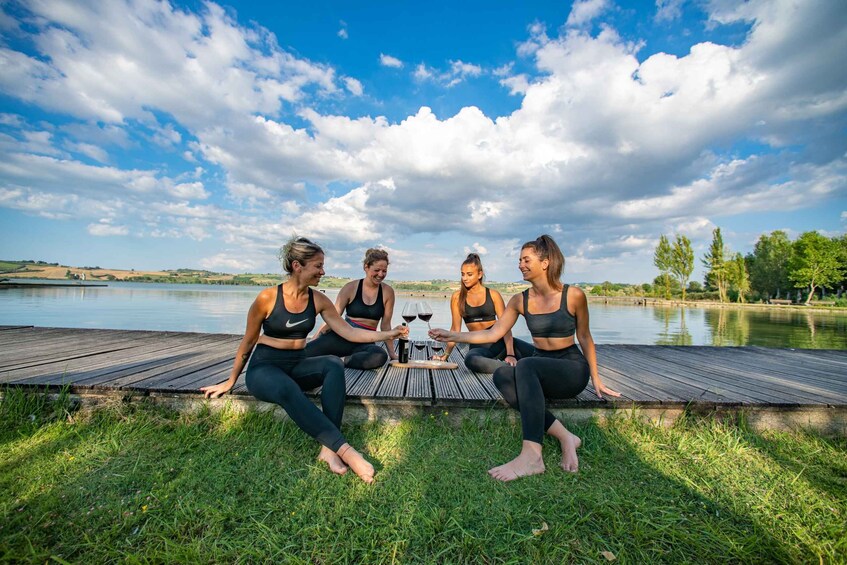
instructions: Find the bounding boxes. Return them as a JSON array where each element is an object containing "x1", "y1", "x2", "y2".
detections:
[{"x1": 0, "y1": 0, "x2": 845, "y2": 284}]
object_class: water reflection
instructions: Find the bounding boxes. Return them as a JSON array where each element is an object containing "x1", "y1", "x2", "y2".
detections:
[
  {"x1": 652, "y1": 307, "x2": 694, "y2": 346},
  {"x1": 1, "y1": 281, "x2": 845, "y2": 349}
]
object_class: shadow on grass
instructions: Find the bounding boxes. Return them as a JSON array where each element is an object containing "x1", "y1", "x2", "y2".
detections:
[{"x1": 2, "y1": 396, "x2": 842, "y2": 562}]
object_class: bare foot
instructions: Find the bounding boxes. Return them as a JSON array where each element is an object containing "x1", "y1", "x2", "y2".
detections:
[
  {"x1": 488, "y1": 442, "x2": 545, "y2": 482},
  {"x1": 338, "y1": 445, "x2": 375, "y2": 483},
  {"x1": 545, "y1": 420, "x2": 582, "y2": 473},
  {"x1": 318, "y1": 446, "x2": 348, "y2": 475},
  {"x1": 559, "y1": 430, "x2": 582, "y2": 473}
]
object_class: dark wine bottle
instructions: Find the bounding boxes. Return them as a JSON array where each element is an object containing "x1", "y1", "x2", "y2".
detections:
[{"x1": 398, "y1": 323, "x2": 409, "y2": 363}]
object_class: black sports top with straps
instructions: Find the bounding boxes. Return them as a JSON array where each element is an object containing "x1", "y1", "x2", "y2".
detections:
[
  {"x1": 523, "y1": 285, "x2": 576, "y2": 338},
  {"x1": 462, "y1": 287, "x2": 497, "y2": 324},
  {"x1": 345, "y1": 279, "x2": 385, "y2": 320},
  {"x1": 262, "y1": 285, "x2": 317, "y2": 340}
]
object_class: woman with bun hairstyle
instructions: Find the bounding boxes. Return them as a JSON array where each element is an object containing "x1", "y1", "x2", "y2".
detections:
[
  {"x1": 307, "y1": 248, "x2": 398, "y2": 369},
  {"x1": 434, "y1": 253, "x2": 533, "y2": 372},
  {"x1": 429, "y1": 235, "x2": 620, "y2": 481},
  {"x1": 201, "y1": 237, "x2": 408, "y2": 483}
]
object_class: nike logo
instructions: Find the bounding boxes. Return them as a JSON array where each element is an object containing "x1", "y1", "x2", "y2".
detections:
[{"x1": 285, "y1": 319, "x2": 308, "y2": 328}]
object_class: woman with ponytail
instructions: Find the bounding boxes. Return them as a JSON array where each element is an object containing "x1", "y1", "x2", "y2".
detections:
[
  {"x1": 429, "y1": 235, "x2": 620, "y2": 481},
  {"x1": 201, "y1": 236, "x2": 408, "y2": 483},
  {"x1": 434, "y1": 253, "x2": 533, "y2": 372},
  {"x1": 307, "y1": 248, "x2": 398, "y2": 369}
]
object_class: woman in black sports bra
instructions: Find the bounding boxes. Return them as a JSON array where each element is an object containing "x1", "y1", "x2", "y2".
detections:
[
  {"x1": 430, "y1": 235, "x2": 620, "y2": 481},
  {"x1": 306, "y1": 248, "x2": 397, "y2": 369},
  {"x1": 201, "y1": 237, "x2": 408, "y2": 483},
  {"x1": 434, "y1": 253, "x2": 533, "y2": 372}
]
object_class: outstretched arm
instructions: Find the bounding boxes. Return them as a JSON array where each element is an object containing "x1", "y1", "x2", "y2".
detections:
[
  {"x1": 316, "y1": 292, "x2": 407, "y2": 343},
  {"x1": 573, "y1": 287, "x2": 620, "y2": 400},
  {"x1": 492, "y1": 290, "x2": 517, "y2": 366},
  {"x1": 434, "y1": 292, "x2": 462, "y2": 361},
  {"x1": 311, "y1": 282, "x2": 354, "y2": 339},
  {"x1": 430, "y1": 294, "x2": 521, "y2": 345}
]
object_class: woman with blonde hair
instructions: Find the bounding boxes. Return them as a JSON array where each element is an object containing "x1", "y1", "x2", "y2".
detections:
[
  {"x1": 201, "y1": 237, "x2": 408, "y2": 483},
  {"x1": 307, "y1": 248, "x2": 398, "y2": 368},
  {"x1": 434, "y1": 252, "x2": 533, "y2": 371},
  {"x1": 430, "y1": 235, "x2": 620, "y2": 481}
]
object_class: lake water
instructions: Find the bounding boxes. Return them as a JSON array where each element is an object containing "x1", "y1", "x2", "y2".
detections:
[{"x1": 1, "y1": 280, "x2": 845, "y2": 349}]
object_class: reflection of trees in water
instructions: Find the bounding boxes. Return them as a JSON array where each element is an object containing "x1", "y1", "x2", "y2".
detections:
[
  {"x1": 703, "y1": 307, "x2": 847, "y2": 349},
  {"x1": 652, "y1": 306, "x2": 693, "y2": 346},
  {"x1": 705, "y1": 308, "x2": 751, "y2": 347}
]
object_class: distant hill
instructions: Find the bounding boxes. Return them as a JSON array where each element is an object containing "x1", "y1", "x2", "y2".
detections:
[{"x1": 0, "y1": 259, "x2": 530, "y2": 291}]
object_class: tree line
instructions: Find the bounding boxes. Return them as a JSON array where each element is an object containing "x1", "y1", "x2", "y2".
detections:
[{"x1": 652, "y1": 228, "x2": 847, "y2": 305}]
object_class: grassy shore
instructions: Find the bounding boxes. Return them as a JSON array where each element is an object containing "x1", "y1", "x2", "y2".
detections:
[{"x1": 1, "y1": 390, "x2": 844, "y2": 563}]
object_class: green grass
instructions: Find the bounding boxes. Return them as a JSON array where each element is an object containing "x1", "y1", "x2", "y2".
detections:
[{"x1": 1, "y1": 390, "x2": 845, "y2": 563}]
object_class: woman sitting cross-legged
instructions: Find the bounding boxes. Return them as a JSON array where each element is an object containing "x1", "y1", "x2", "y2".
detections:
[
  {"x1": 429, "y1": 235, "x2": 620, "y2": 481},
  {"x1": 201, "y1": 236, "x2": 408, "y2": 483},
  {"x1": 433, "y1": 252, "x2": 533, "y2": 372},
  {"x1": 307, "y1": 248, "x2": 397, "y2": 369}
]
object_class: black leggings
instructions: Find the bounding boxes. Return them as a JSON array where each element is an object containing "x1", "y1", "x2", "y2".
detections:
[
  {"x1": 246, "y1": 345, "x2": 347, "y2": 452},
  {"x1": 305, "y1": 329, "x2": 388, "y2": 369},
  {"x1": 492, "y1": 344, "x2": 590, "y2": 444},
  {"x1": 464, "y1": 337, "x2": 535, "y2": 373}
]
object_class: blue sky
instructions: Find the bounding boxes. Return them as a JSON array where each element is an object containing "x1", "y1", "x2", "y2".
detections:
[{"x1": 0, "y1": 0, "x2": 845, "y2": 283}]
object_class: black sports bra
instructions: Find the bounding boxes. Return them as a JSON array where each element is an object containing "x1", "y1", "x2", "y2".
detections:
[
  {"x1": 262, "y1": 286, "x2": 317, "y2": 339},
  {"x1": 345, "y1": 279, "x2": 385, "y2": 320},
  {"x1": 523, "y1": 285, "x2": 576, "y2": 338},
  {"x1": 462, "y1": 288, "x2": 497, "y2": 324}
]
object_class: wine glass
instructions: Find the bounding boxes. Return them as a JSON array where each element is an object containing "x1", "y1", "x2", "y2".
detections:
[
  {"x1": 416, "y1": 301, "x2": 433, "y2": 330},
  {"x1": 401, "y1": 302, "x2": 417, "y2": 325},
  {"x1": 430, "y1": 339, "x2": 444, "y2": 359},
  {"x1": 413, "y1": 340, "x2": 427, "y2": 359}
]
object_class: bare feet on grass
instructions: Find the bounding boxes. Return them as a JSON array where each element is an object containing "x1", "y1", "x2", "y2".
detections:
[
  {"x1": 337, "y1": 445, "x2": 375, "y2": 483},
  {"x1": 547, "y1": 420, "x2": 582, "y2": 473},
  {"x1": 318, "y1": 446, "x2": 348, "y2": 475},
  {"x1": 488, "y1": 441, "x2": 545, "y2": 482}
]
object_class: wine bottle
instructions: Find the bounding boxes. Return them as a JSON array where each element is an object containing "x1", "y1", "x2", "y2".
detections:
[{"x1": 398, "y1": 322, "x2": 409, "y2": 363}]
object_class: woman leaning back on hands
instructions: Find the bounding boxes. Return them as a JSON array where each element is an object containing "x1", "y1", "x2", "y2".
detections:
[
  {"x1": 429, "y1": 235, "x2": 620, "y2": 481},
  {"x1": 201, "y1": 236, "x2": 409, "y2": 483}
]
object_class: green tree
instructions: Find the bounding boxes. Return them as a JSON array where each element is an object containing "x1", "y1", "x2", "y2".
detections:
[
  {"x1": 653, "y1": 234, "x2": 673, "y2": 299},
  {"x1": 748, "y1": 230, "x2": 792, "y2": 300},
  {"x1": 702, "y1": 228, "x2": 729, "y2": 302},
  {"x1": 727, "y1": 252, "x2": 750, "y2": 303},
  {"x1": 788, "y1": 231, "x2": 845, "y2": 304},
  {"x1": 670, "y1": 234, "x2": 694, "y2": 301}
]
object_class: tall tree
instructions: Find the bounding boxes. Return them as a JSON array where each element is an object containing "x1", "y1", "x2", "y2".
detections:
[
  {"x1": 788, "y1": 231, "x2": 845, "y2": 304},
  {"x1": 653, "y1": 234, "x2": 673, "y2": 299},
  {"x1": 727, "y1": 252, "x2": 750, "y2": 303},
  {"x1": 671, "y1": 234, "x2": 694, "y2": 301},
  {"x1": 748, "y1": 230, "x2": 792, "y2": 300},
  {"x1": 702, "y1": 228, "x2": 729, "y2": 303}
]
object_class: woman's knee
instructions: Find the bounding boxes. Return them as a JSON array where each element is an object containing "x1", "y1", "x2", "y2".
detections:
[{"x1": 492, "y1": 365, "x2": 515, "y2": 391}]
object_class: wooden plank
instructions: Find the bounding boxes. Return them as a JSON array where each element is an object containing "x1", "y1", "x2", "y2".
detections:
[
  {"x1": 608, "y1": 345, "x2": 788, "y2": 405},
  {"x1": 374, "y1": 363, "x2": 407, "y2": 399},
  {"x1": 648, "y1": 346, "x2": 847, "y2": 403},
  {"x1": 347, "y1": 366, "x2": 386, "y2": 398},
  {"x1": 406, "y1": 368, "x2": 431, "y2": 399},
  {"x1": 32, "y1": 335, "x2": 232, "y2": 386},
  {"x1": 3, "y1": 334, "x2": 231, "y2": 386}
]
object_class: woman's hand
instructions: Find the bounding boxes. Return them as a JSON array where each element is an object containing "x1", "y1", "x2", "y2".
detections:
[
  {"x1": 431, "y1": 354, "x2": 448, "y2": 362},
  {"x1": 504, "y1": 354, "x2": 518, "y2": 367},
  {"x1": 200, "y1": 380, "x2": 234, "y2": 399},
  {"x1": 428, "y1": 328, "x2": 453, "y2": 342},
  {"x1": 595, "y1": 383, "x2": 621, "y2": 399},
  {"x1": 393, "y1": 324, "x2": 410, "y2": 339}
]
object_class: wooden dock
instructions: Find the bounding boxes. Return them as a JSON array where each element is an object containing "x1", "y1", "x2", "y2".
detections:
[{"x1": 2, "y1": 326, "x2": 846, "y2": 432}]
